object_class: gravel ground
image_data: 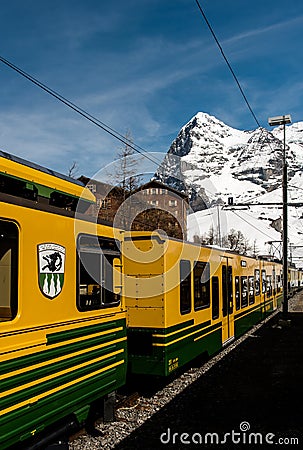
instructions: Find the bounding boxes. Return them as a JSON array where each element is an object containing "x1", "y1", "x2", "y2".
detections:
[{"x1": 69, "y1": 294, "x2": 301, "y2": 450}]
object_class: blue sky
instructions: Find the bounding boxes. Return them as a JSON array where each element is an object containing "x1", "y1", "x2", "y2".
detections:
[{"x1": 0, "y1": 0, "x2": 302, "y2": 177}]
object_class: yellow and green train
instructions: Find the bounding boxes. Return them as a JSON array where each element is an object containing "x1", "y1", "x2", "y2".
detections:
[
  {"x1": 0, "y1": 152, "x2": 126, "y2": 449},
  {"x1": 0, "y1": 151, "x2": 300, "y2": 448},
  {"x1": 123, "y1": 232, "x2": 286, "y2": 377}
]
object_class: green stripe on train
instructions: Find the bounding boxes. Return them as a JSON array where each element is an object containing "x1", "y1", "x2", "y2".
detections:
[
  {"x1": 234, "y1": 300, "x2": 275, "y2": 337},
  {"x1": 152, "y1": 320, "x2": 212, "y2": 345},
  {"x1": 0, "y1": 318, "x2": 126, "y2": 376},
  {"x1": 128, "y1": 324, "x2": 222, "y2": 376},
  {"x1": 0, "y1": 318, "x2": 127, "y2": 449},
  {"x1": 0, "y1": 349, "x2": 125, "y2": 412},
  {"x1": 0, "y1": 363, "x2": 126, "y2": 449}
]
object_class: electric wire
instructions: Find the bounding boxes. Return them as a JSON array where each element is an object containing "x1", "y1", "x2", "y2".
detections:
[
  {"x1": 0, "y1": 55, "x2": 165, "y2": 169},
  {"x1": 231, "y1": 209, "x2": 279, "y2": 240},
  {"x1": 288, "y1": 184, "x2": 303, "y2": 192},
  {"x1": 194, "y1": 0, "x2": 261, "y2": 128}
]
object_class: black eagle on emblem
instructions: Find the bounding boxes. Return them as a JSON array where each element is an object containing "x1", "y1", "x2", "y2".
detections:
[{"x1": 42, "y1": 252, "x2": 63, "y2": 272}]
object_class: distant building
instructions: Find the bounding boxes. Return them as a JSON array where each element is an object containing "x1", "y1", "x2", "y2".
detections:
[
  {"x1": 79, "y1": 177, "x2": 189, "y2": 239},
  {"x1": 131, "y1": 180, "x2": 189, "y2": 240},
  {"x1": 78, "y1": 176, "x2": 124, "y2": 224}
]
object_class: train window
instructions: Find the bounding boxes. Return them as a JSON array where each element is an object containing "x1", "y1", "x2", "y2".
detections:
[
  {"x1": 248, "y1": 276, "x2": 255, "y2": 304},
  {"x1": 77, "y1": 234, "x2": 121, "y2": 311},
  {"x1": 255, "y1": 269, "x2": 260, "y2": 296},
  {"x1": 277, "y1": 274, "x2": 281, "y2": 293},
  {"x1": 222, "y1": 265, "x2": 233, "y2": 316},
  {"x1": 180, "y1": 260, "x2": 191, "y2": 315},
  {"x1": 0, "y1": 220, "x2": 18, "y2": 321},
  {"x1": 272, "y1": 269, "x2": 276, "y2": 295},
  {"x1": 235, "y1": 276, "x2": 240, "y2": 310},
  {"x1": 261, "y1": 270, "x2": 266, "y2": 294},
  {"x1": 212, "y1": 276, "x2": 219, "y2": 319},
  {"x1": 194, "y1": 261, "x2": 210, "y2": 310},
  {"x1": 222, "y1": 266, "x2": 227, "y2": 316},
  {"x1": 241, "y1": 276, "x2": 248, "y2": 308},
  {"x1": 228, "y1": 266, "x2": 233, "y2": 314},
  {"x1": 266, "y1": 275, "x2": 272, "y2": 298}
]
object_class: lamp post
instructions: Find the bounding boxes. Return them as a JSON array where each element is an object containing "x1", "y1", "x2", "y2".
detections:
[{"x1": 268, "y1": 114, "x2": 292, "y2": 319}]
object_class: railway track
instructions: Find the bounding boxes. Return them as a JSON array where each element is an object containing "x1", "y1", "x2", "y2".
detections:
[
  {"x1": 23, "y1": 292, "x2": 302, "y2": 450},
  {"x1": 69, "y1": 294, "x2": 303, "y2": 450}
]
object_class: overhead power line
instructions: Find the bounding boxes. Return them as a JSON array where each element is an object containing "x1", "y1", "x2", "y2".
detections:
[
  {"x1": 0, "y1": 55, "x2": 164, "y2": 168},
  {"x1": 194, "y1": 0, "x2": 261, "y2": 128},
  {"x1": 231, "y1": 209, "x2": 277, "y2": 240}
]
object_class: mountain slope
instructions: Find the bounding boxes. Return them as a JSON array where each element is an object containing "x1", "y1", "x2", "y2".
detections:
[{"x1": 157, "y1": 112, "x2": 303, "y2": 266}]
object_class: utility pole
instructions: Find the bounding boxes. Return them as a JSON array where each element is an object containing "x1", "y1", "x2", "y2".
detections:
[
  {"x1": 268, "y1": 114, "x2": 292, "y2": 320},
  {"x1": 217, "y1": 204, "x2": 222, "y2": 247}
]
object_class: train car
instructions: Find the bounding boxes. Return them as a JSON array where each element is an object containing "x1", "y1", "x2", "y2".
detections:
[
  {"x1": 0, "y1": 152, "x2": 127, "y2": 449},
  {"x1": 123, "y1": 232, "x2": 283, "y2": 377},
  {"x1": 289, "y1": 265, "x2": 302, "y2": 291}
]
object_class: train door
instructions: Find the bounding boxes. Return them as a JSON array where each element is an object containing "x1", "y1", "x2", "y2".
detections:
[
  {"x1": 222, "y1": 264, "x2": 234, "y2": 345},
  {"x1": 272, "y1": 267, "x2": 277, "y2": 308}
]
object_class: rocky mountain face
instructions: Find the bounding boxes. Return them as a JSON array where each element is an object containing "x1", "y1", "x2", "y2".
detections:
[
  {"x1": 157, "y1": 112, "x2": 303, "y2": 210},
  {"x1": 156, "y1": 113, "x2": 303, "y2": 264}
]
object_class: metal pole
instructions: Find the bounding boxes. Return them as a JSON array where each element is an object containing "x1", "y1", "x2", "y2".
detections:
[
  {"x1": 217, "y1": 204, "x2": 222, "y2": 247},
  {"x1": 268, "y1": 114, "x2": 291, "y2": 320},
  {"x1": 282, "y1": 119, "x2": 288, "y2": 319}
]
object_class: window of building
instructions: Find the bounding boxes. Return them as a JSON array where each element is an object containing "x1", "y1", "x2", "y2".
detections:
[
  {"x1": 151, "y1": 188, "x2": 158, "y2": 195},
  {"x1": 241, "y1": 276, "x2": 248, "y2": 308},
  {"x1": 101, "y1": 198, "x2": 112, "y2": 209},
  {"x1": 87, "y1": 184, "x2": 96, "y2": 193},
  {"x1": 194, "y1": 261, "x2": 210, "y2": 310},
  {"x1": 169, "y1": 200, "x2": 177, "y2": 207},
  {"x1": 180, "y1": 260, "x2": 191, "y2": 315},
  {"x1": 160, "y1": 189, "x2": 167, "y2": 195},
  {"x1": 248, "y1": 276, "x2": 255, "y2": 304},
  {"x1": 77, "y1": 234, "x2": 121, "y2": 311},
  {"x1": 212, "y1": 276, "x2": 219, "y2": 319},
  {"x1": 0, "y1": 220, "x2": 18, "y2": 321},
  {"x1": 149, "y1": 200, "x2": 159, "y2": 206}
]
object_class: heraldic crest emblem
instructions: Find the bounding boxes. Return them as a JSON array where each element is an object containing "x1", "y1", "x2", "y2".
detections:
[{"x1": 38, "y1": 243, "x2": 66, "y2": 299}]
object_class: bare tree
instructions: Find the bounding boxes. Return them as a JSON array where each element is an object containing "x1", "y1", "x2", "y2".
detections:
[
  {"x1": 199, "y1": 226, "x2": 252, "y2": 255},
  {"x1": 114, "y1": 130, "x2": 141, "y2": 196},
  {"x1": 113, "y1": 130, "x2": 142, "y2": 229},
  {"x1": 67, "y1": 161, "x2": 79, "y2": 178}
]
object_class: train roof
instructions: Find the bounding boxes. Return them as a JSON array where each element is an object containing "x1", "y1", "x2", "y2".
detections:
[
  {"x1": 125, "y1": 231, "x2": 283, "y2": 264},
  {"x1": 0, "y1": 150, "x2": 96, "y2": 211},
  {"x1": 0, "y1": 151, "x2": 84, "y2": 186}
]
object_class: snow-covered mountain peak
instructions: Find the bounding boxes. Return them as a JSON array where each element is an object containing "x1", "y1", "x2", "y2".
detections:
[
  {"x1": 156, "y1": 112, "x2": 303, "y2": 265},
  {"x1": 163, "y1": 112, "x2": 303, "y2": 195},
  {"x1": 171, "y1": 112, "x2": 246, "y2": 159}
]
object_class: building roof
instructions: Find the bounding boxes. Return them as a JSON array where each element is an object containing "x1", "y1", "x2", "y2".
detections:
[
  {"x1": 135, "y1": 179, "x2": 188, "y2": 199},
  {"x1": 0, "y1": 150, "x2": 95, "y2": 204},
  {"x1": 78, "y1": 176, "x2": 123, "y2": 196}
]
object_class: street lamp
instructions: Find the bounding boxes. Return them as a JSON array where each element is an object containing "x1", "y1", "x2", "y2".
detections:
[{"x1": 268, "y1": 114, "x2": 292, "y2": 319}]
